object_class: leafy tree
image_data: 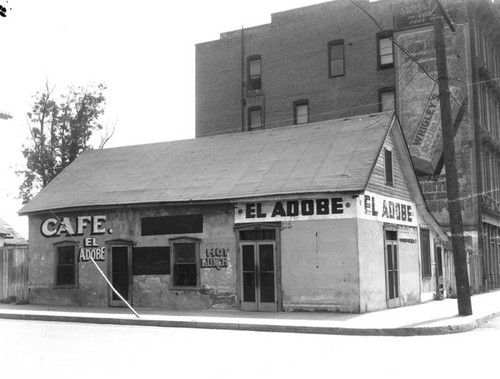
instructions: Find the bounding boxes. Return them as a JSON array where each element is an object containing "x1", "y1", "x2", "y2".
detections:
[{"x1": 17, "y1": 83, "x2": 111, "y2": 204}]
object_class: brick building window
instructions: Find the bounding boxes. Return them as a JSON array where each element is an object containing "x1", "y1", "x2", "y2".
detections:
[
  {"x1": 328, "y1": 40, "x2": 345, "y2": 77},
  {"x1": 170, "y1": 237, "x2": 200, "y2": 289},
  {"x1": 248, "y1": 56, "x2": 262, "y2": 90},
  {"x1": 294, "y1": 100, "x2": 309, "y2": 124},
  {"x1": 379, "y1": 87, "x2": 395, "y2": 112},
  {"x1": 377, "y1": 31, "x2": 394, "y2": 69},
  {"x1": 54, "y1": 242, "x2": 78, "y2": 287},
  {"x1": 248, "y1": 106, "x2": 263, "y2": 130}
]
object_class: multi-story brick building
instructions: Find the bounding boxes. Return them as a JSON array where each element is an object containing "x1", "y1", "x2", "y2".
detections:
[{"x1": 195, "y1": 0, "x2": 500, "y2": 293}]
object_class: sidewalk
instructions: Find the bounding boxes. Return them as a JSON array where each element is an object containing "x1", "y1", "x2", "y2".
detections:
[{"x1": 1, "y1": 290, "x2": 499, "y2": 336}]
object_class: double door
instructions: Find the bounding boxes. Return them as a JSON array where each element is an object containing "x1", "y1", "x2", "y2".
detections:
[
  {"x1": 240, "y1": 242, "x2": 277, "y2": 312},
  {"x1": 385, "y1": 230, "x2": 400, "y2": 308}
]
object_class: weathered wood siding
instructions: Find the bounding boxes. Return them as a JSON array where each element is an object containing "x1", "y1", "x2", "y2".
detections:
[
  {"x1": 0, "y1": 247, "x2": 29, "y2": 303},
  {"x1": 366, "y1": 131, "x2": 413, "y2": 201}
]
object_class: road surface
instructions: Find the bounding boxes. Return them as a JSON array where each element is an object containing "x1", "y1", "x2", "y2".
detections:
[{"x1": 0, "y1": 316, "x2": 498, "y2": 378}]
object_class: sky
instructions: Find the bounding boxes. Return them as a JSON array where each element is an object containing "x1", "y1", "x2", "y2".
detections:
[{"x1": 0, "y1": 0, "x2": 329, "y2": 238}]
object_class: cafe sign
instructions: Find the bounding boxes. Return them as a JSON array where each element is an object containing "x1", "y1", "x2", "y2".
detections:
[{"x1": 41, "y1": 215, "x2": 112, "y2": 262}]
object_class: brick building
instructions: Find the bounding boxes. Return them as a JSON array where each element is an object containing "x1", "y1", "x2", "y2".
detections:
[{"x1": 195, "y1": 0, "x2": 500, "y2": 293}]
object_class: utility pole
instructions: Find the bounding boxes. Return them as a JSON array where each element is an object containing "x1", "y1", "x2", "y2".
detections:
[{"x1": 433, "y1": 0, "x2": 472, "y2": 316}]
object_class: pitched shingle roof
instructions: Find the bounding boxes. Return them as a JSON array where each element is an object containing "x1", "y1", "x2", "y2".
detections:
[{"x1": 19, "y1": 113, "x2": 394, "y2": 215}]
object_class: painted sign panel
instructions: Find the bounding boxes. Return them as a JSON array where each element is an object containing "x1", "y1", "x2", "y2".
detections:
[
  {"x1": 41, "y1": 215, "x2": 111, "y2": 237},
  {"x1": 235, "y1": 196, "x2": 357, "y2": 223},
  {"x1": 78, "y1": 237, "x2": 106, "y2": 262},
  {"x1": 396, "y1": 25, "x2": 467, "y2": 174},
  {"x1": 358, "y1": 191, "x2": 418, "y2": 227},
  {"x1": 395, "y1": 0, "x2": 465, "y2": 30},
  {"x1": 201, "y1": 247, "x2": 229, "y2": 270},
  {"x1": 41, "y1": 215, "x2": 113, "y2": 262}
]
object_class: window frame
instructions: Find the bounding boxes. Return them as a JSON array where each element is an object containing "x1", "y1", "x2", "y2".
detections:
[
  {"x1": 377, "y1": 31, "x2": 394, "y2": 70},
  {"x1": 53, "y1": 241, "x2": 78, "y2": 288},
  {"x1": 248, "y1": 106, "x2": 263, "y2": 131},
  {"x1": 293, "y1": 100, "x2": 309, "y2": 125},
  {"x1": 328, "y1": 39, "x2": 345, "y2": 78},
  {"x1": 247, "y1": 55, "x2": 262, "y2": 91},
  {"x1": 169, "y1": 237, "x2": 201, "y2": 290},
  {"x1": 384, "y1": 147, "x2": 394, "y2": 186},
  {"x1": 379, "y1": 87, "x2": 395, "y2": 112}
]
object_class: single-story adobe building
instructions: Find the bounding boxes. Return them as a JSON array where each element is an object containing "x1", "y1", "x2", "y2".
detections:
[{"x1": 19, "y1": 112, "x2": 448, "y2": 313}]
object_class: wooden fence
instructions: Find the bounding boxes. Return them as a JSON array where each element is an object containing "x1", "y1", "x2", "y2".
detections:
[{"x1": 0, "y1": 246, "x2": 29, "y2": 303}]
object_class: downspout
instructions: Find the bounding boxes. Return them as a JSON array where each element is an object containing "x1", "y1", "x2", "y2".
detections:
[{"x1": 241, "y1": 26, "x2": 246, "y2": 132}]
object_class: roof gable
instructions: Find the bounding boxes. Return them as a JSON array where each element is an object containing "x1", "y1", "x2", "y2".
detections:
[
  {"x1": 366, "y1": 125, "x2": 413, "y2": 202},
  {"x1": 20, "y1": 113, "x2": 394, "y2": 215}
]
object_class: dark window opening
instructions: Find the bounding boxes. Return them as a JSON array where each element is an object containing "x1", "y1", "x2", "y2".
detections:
[
  {"x1": 248, "y1": 106, "x2": 263, "y2": 131},
  {"x1": 420, "y1": 229, "x2": 432, "y2": 278},
  {"x1": 55, "y1": 244, "x2": 77, "y2": 287},
  {"x1": 436, "y1": 246, "x2": 443, "y2": 277},
  {"x1": 386, "y1": 230, "x2": 398, "y2": 241},
  {"x1": 240, "y1": 229, "x2": 276, "y2": 241},
  {"x1": 328, "y1": 40, "x2": 345, "y2": 77},
  {"x1": 294, "y1": 100, "x2": 309, "y2": 125},
  {"x1": 385, "y1": 148, "x2": 394, "y2": 185},
  {"x1": 133, "y1": 246, "x2": 170, "y2": 275},
  {"x1": 248, "y1": 56, "x2": 262, "y2": 90},
  {"x1": 172, "y1": 242, "x2": 198, "y2": 287},
  {"x1": 379, "y1": 87, "x2": 395, "y2": 112},
  {"x1": 141, "y1": 215, "x2": 203, "y2": 236}
]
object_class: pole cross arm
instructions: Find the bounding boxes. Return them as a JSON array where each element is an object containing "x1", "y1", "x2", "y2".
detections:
[{"x1": 433, "y1": 0, "x2": 456, "y2": 32}]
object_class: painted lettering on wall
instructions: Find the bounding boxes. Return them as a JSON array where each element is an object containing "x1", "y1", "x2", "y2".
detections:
[
  {"x1": 235, "y1": 197, "x2": 354, "y2": 223},
  {"x1": 78, "y1": 237, "x2": 106, "y2": 262},
  {"x1": 397, "y1": 25, "x2": 466, "y2": 174},
  {"x1": 201, "y1": 248, "x2": 228, "y2": 270},
  {"x1": 360, "y1": 191, "x2": 417, "y2": 226},
  {"x1": 41, "y1": 215, "x2": 111, "y2": 238}
]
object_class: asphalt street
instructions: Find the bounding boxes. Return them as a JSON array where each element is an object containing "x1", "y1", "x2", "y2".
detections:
[{"x1": 0, "y1": 316, "x2": 498, "y2": 379}]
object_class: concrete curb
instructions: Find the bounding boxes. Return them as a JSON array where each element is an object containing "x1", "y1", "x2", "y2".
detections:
[{"x1": 0, "y1": 310, "x2": 497, "y2": 336}]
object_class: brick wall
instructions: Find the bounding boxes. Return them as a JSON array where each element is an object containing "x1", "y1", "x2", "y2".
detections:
[{"x1": 195, "y1": 0, "x2": 399, "y2": 137}]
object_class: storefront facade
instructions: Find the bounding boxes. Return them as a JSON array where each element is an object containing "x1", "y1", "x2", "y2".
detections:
[{"x1": 21, "y1": 113, "x2": 447, "y2": 313}]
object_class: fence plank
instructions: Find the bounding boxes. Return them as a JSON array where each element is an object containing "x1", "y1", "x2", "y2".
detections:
[{"x1": 0, "y1": 247, "x2": 29, "y2": 303}]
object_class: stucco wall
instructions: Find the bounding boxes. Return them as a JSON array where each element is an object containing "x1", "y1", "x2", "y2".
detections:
[
  {"x1": 358, "y1": 219, "x2": 424, "y2": 313},
  {"x1": 28, "y1": 204, "x2": 237, "y2": 310},
  {"x1": 397, "y1": 226, "x2": 421, "y2": 305},
  {"x1": 281, "y1": 219, "x2": 360, "y2": 313},
  {"x1": 357, "y1": 218, "x2": 386, "y2": 313}
]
